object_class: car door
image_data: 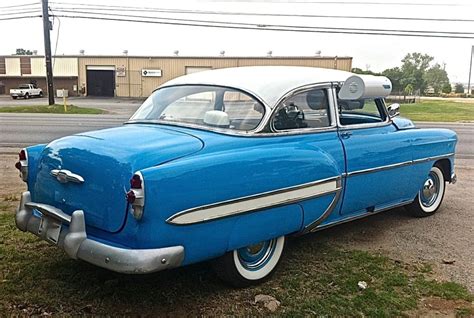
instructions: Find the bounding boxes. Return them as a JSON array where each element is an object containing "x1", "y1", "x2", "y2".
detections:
[
  {"x1": 333, "y1": 89, "x2": 415, "y2": 216},
  {"x1": 269, "y1": 85, "x2": 346, "y2": 232}
]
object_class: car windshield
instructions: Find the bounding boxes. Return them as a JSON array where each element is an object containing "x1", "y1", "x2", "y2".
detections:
[
  {"x1": 18, "y1": 85, "x2": 30, "y2": 89},
  {"x1": 129, "y1": 85, "x2": 265, "y2": 131}
]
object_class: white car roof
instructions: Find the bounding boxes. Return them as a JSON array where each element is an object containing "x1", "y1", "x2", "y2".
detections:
[{"x1": 160, "y1": 66, "x2": 353, "y2": 108}]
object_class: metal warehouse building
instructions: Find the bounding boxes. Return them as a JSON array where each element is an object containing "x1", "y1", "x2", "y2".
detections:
[{"x1": 0, "y1": 55, "x2": 352, "y2": 98}]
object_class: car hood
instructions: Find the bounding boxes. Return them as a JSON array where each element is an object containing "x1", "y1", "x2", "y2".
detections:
[{"x1": 32, "y1": 124, "x2": 203, "y2": 232}]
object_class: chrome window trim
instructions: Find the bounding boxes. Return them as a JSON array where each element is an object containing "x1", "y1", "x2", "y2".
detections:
[
  {"x1": 166, "y1": 175, "x2": 341, "y2": 225},
  {"x1": 267, "y1": 83, "x2": 337, "y2": 134},
  {"x1": 330, "y1": 86, "x2": 393, "y2": 131},
  {"x1": 343, "y1": 153, "x2": 455, "y2": 177},
  {"x1": 128, "y1": 84, "x2": 272, "y2": 136}
]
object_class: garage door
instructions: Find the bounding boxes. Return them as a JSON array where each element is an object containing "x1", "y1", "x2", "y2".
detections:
[{"x1": 86, "y1": 66, "x2": 115, "y2": 97}]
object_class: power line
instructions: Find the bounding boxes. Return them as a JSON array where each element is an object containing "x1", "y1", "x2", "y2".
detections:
[
  {"x1": 52, "y1": 9, "x2": 474, "y2": 36},
  {"x1": 49, "y1": 3, "x2": 474, "y2": 23},
  {"x1": 0, "y1": 15, "x2": 41, "y2": 21},
  {"x1": 215, "y1": 0, "x2": 460, "y2": 5},
  {"x1": 52, "y1": 14, "x2": 474, "y2": 39},
  {"x1": 0, "y1": 9, "x2": 41, "y2": 17},
  {"x1": 0, "y1": 2, "x2": 40, "y2": 9}
]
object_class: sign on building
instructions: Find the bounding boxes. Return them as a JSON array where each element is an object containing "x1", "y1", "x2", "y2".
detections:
[
  {"x1": 141, "y1": 69, "x2": 162, "y2": 77},
  {"x1": 116, "y1": 66, "x2": 126, "y2": 77}
]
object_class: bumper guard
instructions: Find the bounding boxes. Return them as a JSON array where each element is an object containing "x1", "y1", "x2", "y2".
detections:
[{"x1": 15, "y1": 191, "x2": 185, "y2": 274}]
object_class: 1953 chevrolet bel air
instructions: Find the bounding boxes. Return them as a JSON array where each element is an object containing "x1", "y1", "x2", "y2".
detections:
[{"x1": 15, "y1": 66, "x2": 457, "y2": 287}]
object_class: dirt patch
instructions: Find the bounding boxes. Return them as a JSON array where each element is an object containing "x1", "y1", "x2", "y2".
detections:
[{"x1": 406, "y1": 297, "x2": 474, "y2": 317}]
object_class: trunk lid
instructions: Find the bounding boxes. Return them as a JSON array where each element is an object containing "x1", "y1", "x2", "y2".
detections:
[{"x1": 33, "y1": 124, "x2": 203, "y2": 232}]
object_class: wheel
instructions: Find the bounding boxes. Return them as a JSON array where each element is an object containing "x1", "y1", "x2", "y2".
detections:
[
  {"x1": 24, "y1": 93, "x2": 30, "y2": 99},
  {"x1": 12, "y1": 96, "x2": 17, "y2": 100},
  {"x1": 213, "y1": 236, "x2": 285, "y2": 287},
  {"x1": 39, "y1": 91, "x2": 43, "y2": 97},
  {"x1": 406, "y1": 165, "x2": 446, "y2": 217}
]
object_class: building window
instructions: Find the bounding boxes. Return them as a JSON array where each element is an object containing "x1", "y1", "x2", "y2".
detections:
[
  {"x1": 20, "y1": 57, "x2": 31, "y2": 75},
  {"x1": 0, "y1": 57, "x2": 5, "y2": 74}
]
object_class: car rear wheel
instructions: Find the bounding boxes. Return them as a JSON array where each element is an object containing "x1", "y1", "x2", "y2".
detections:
[
  {"x1": 39, "y1": 91, "x2": 43, "y2": 97},
  {"x1": 406, "y1": 165, "x2": 446, "y2": 217},
  {"x1": 12, "y1": 96, "x2": 17, "y2": 100},
  {"x1": 24, "y1": 93, "x2": 30, "y2": 99},
  {"x1": 214, "y1": 236, "x2": 285, "y2": 287}
]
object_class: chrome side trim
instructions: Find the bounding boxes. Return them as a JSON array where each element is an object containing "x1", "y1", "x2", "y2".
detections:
[
  {"x1": 50, "y1": 169, "x2": 85, "y2": 184},
  {"x1": 300, "y1": 189, "x2": 342, "y2": 234},
  {"x1": 167, "y1": 176, "x2": 341, "y2": 225},
  {"x1": 344, "y1": 153, "x2": 455, "y2": 177},
  {"x1": 313, "y1": 199, "x2": 413, "y2": 232},
  {"x1": 412, "y1": 153, "x2": 456, "y2": 164},
  {"x1": 346, "y1": 160, "x2": 413, "y2": 177}
]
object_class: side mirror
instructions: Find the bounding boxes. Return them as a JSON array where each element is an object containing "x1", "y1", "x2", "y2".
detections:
[{"x1": 387, "y1": 103, "x2": 400, "y2": 118}]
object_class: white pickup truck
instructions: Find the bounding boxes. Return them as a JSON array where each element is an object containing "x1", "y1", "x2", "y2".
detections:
[{"x1": 10, "y1": 84, "x2": 43, "y2": 99}]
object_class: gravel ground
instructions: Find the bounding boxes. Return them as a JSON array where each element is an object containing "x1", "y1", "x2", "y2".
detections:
[
  {"x1": 309, "y1": 159, "x2": 474, "y2": 292},
  {"x1": 1, "y1": 153, "x2": 473, "y2": 292}
]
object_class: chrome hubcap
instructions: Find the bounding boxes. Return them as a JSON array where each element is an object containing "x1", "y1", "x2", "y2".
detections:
[
  {"x1": 420, "y1": 172, "x2": 440, "y2": 207},
  {"x1": 237, "y1": 239, "x2": 277, "y2": 270}
]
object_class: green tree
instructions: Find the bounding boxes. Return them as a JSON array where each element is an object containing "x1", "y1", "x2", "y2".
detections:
[
  {"x1": 424, "y1": 63, "x2": 450, "y2": 94},
  {"x1": 382, "y1": 67, "x2": 403, "y2": 93},
  {"x1": 15, "y1": 48, "x2": 34, "y2": 55},
  {"x1": 351, "y1": 67, "x2": 380, "y2": 75},
  {"x1": 441, "y1": 83, "x2": 452, "y2": 94},
  {"x1": 454, "y1": 83, "x2": 465, "y2": 94},
  {"x1": 400, "y1": 53, "x2": 434, "y2": 94}
]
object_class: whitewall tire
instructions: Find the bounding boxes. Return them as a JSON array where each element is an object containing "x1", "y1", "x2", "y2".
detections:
[
  {"x1": 407, "y1": 165, "x2": 446, "y2": 217},
  {"x1": 214, "y1": 236, "x2": 285, "y2": 287}
]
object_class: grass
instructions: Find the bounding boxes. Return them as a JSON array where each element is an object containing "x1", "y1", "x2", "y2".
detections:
[
  {"x1": 0, "y1": 202, "x2": 472, "y2": 316},
  {"x1": 0, "y1": 104, "x2": 106, "y2": 114},
  {"x1": 399, "y1": 100, "x2": 474, "y2": 122}
]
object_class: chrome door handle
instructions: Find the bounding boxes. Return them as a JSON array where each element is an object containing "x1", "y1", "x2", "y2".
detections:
[{"x1": 340, "y1": 131, "x2": 352, "y2": 139}]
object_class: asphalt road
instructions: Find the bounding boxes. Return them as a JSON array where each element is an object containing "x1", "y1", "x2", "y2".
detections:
[{"x1": 0, "y1": 113, "x2": 472, "y2": 159}]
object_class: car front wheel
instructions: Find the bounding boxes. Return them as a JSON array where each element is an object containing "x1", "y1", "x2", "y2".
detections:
[
  {"x1": 406, "y1": 164, "x2": 446, "y2": 217},
  {"x1": 214, "y1": 236, "x2": 285, "y2": 287}
]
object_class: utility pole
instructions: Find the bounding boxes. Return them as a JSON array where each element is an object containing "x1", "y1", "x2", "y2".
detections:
[
  {"x1": 41, "y1": 0, "x2": 55, "y2": 105},
  {"x1": 468, "y1": 45, "x2": 473, "y2": 96}
]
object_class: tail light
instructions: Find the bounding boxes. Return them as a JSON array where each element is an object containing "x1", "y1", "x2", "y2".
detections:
[
  {"x1": 126, "y1": 172, "x2": 145, "y2": 220},
  {"x1": 15, "y1": 148, "x2": 28, "y2": 182}
]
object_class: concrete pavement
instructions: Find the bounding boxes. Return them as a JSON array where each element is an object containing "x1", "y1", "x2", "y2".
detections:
[{"x1": 1, "y1": 112, "x2": 472, "y2": 160}]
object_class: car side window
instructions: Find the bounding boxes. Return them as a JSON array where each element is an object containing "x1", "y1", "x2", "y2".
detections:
[
  {"x1": 337, "y1": 97, "x2": 387, "y2": 126},
  {"x1": 272, "y1": 89, "x2": 331, "y2": 131}
]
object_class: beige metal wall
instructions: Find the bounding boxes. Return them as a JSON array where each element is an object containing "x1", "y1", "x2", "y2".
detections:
[
  {"x1": 30, "y1": 57, "x2": 78, "y2": 77},
  {"x1": 78, "y1": 56, "x2": 352, "y2": 98}
]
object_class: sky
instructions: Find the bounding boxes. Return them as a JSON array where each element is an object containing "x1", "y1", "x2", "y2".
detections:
[{"x1": 1, "y1": 0, "x2": 473, "y2": 84}]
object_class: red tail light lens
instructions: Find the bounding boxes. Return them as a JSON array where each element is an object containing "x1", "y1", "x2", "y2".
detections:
[
  {"x1": 130, "y1": 174, "x2": 142, "y2": 189},
  {"x1": 19, "y1": 149, "x2": 27, "y2": 161}
]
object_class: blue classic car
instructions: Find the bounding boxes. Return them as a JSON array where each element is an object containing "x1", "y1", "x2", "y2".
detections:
[{"x1": 15, "y1": 66, "x2": 457, "y2": 287}]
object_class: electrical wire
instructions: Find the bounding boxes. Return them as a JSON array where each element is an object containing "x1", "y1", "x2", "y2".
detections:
[
  {"x1": 49, "y1": 7, "x2": 61, "y2": 67},
  {"x1": 0, "y1": 9, "x2": 41, "y2": 17},
  {"x1": 52, "y1": 9, "x2": 474, "y2": 36},
  {"x1": 0, "y1": 2, "x2": 40, "y2": 9},
  {"x1": 51, "y1": 14, "x2": 474, "y2": 39},
  {"x1": 0, "y1": 15, "x2": 41, "y2": 21},
  {"x1": 49, "y1": 2, "x2": 474, "y2": 23}
]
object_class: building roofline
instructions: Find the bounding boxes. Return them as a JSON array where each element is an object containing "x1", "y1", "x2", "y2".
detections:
[{"x1": 0, "y1": 54, "x2": 352, "y2": 60}]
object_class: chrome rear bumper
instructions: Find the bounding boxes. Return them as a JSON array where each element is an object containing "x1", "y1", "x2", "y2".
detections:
[{"x1": 15, "y1": 191, "x2": 185, "y2": 274}]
